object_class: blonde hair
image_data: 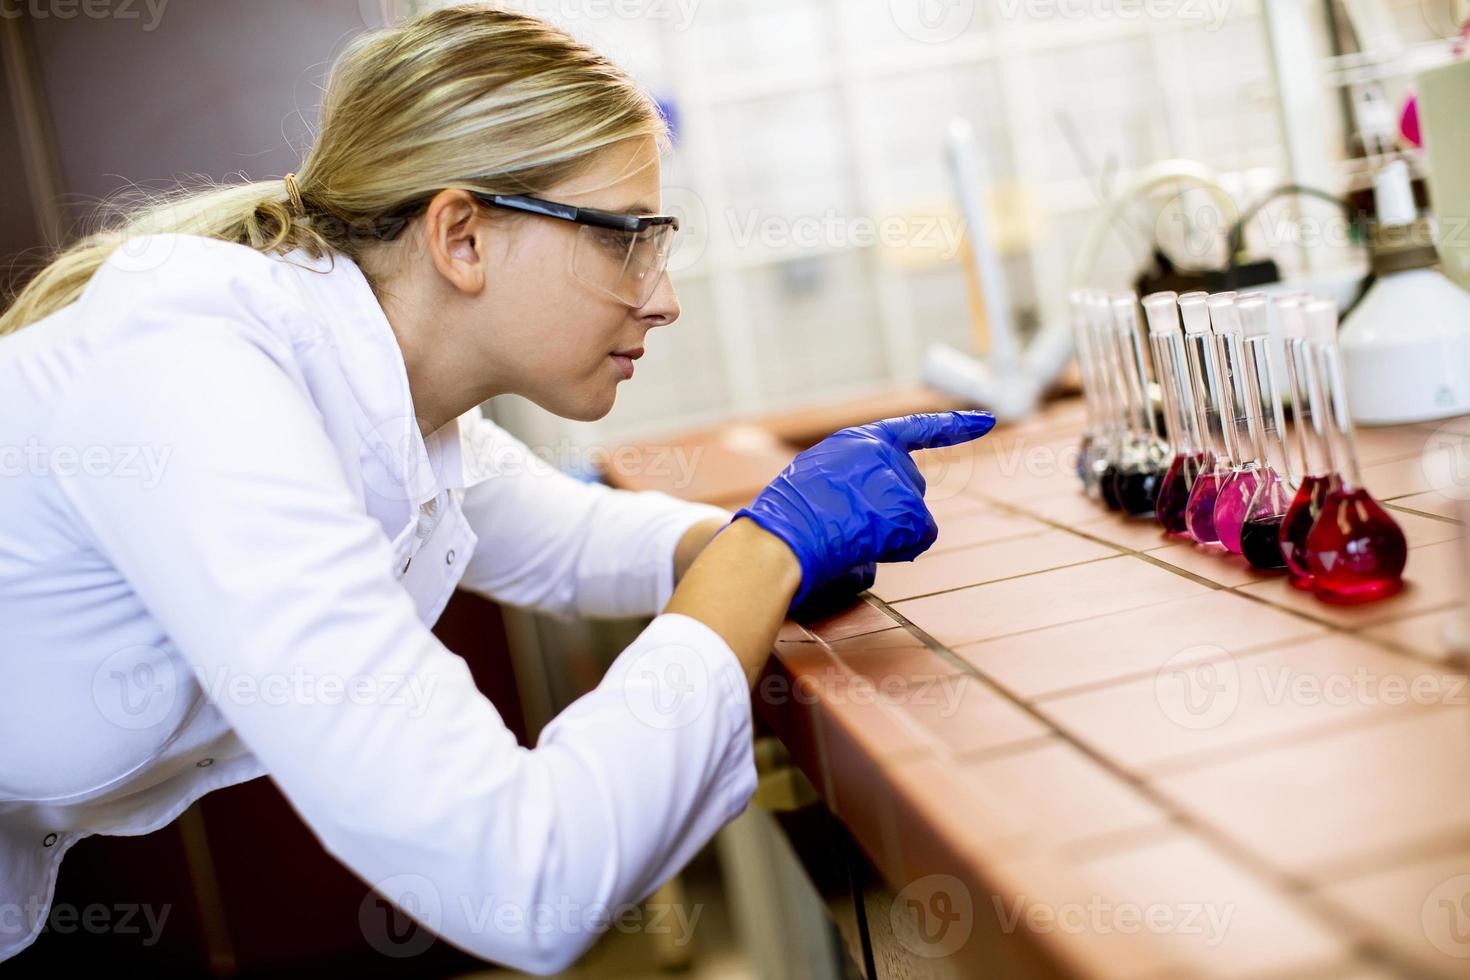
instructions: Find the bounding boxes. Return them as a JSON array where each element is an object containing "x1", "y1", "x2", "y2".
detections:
[{"x1": 0, "y1": 3, "x2": 667, "y2": 335}]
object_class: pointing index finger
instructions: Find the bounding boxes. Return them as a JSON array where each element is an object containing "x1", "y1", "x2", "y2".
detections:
[{"x1": 871, "y1": 411, "x2": 997, "y2": 452}]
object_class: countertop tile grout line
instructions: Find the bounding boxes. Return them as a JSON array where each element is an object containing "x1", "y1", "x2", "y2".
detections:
[
  {"x1": 975, "y1": 488, "x2": 1468, "y2": 671},
  {"x1": 861, "y1": 588, "x2": 1470, "y2": 977}
]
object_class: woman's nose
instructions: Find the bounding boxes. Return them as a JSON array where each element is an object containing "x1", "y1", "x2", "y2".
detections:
[{"x1": 638, "y1": 272, "x2": 680, "y2": 326}]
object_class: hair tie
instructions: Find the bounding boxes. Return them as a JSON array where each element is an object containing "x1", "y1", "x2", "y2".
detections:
[{"x1": 283, "y1": 173, "x2": 305, "y2": 217}]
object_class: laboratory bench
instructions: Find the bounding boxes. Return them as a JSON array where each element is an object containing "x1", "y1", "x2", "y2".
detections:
[{"x1": 608, "y1": 392, "x2": 1470, "y2": 979}]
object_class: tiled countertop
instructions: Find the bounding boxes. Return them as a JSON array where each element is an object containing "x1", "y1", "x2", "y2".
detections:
[{"x1": 611, "y1": 396, "x2": 1470, "y2": 978}]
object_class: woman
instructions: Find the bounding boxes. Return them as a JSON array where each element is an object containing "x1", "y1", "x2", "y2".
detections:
[{"x1": 0, "y1": 5, "x2": 994, "y2": 971}]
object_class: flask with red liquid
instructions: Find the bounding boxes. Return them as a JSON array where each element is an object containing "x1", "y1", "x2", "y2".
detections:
[
  {"x1": 1204, "y1": 293, "x2": 1261, "y2": 555},
  {"x1": 1300, "y1": 298, "x2": 1408, "y2": 603},
  {"x1": 1234, "y1": 293, "x2": 1293, "y2": 571},
  {"x1": 1178, "y1": 292, "x2": 1232, "y2": 546},
  {"x1": 1141, "y1": 290, "x2": 1204, "y2": 536},
  {"x1": 1274, "y1": 295, "x2": 1339, "y2": 588}
]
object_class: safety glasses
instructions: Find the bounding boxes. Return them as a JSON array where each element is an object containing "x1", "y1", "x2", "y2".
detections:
[{"x1": 373, "y1": 191, "x2": 679, "y2": 309}]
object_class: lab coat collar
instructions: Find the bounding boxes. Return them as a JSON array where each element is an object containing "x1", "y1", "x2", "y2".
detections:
[{"x1": 273, "y1": 248, "x2": 470, "y2": 508}]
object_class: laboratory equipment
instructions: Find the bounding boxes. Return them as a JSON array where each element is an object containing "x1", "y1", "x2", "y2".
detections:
[
  {"x1": 1141, "y1": 290, "x2": 1203, "y2": 536},
  {"x1": 1105, "y1": 291, "x2": 1168, "y2": 516},
  {"x1": 1300, "y1": 299, "x2": 1408, "y2": 602},
  {"x1": 922, "y1": 120, "x2": 1074, "y2": 419},
  {"x1": 1338, "y1": 158, "x2": 1470, "y2": 424},
  {"x1": 1178, "y1": 292, "x2": 1230, "y2": 546},
  {"x1": 1084, "y1": 292, "x2": 1128, "y2": 511},
  {"x1": 1235, "y1": 293, "x2": 1292, "y2": 571},
  {"x1": 1204, "y1": 293, "x2": 1261, "y2": 555},
  {"x1": 1069, "y1": 290, "x2": 1110, "y2": 497},
  {"x1": 1275, "y1": 294, "x2": 1338, "y2": 589}
]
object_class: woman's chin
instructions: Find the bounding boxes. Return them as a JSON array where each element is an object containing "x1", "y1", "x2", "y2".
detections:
[{"x1": 539, "y1": 385, "x2": 616, "y2": 423}]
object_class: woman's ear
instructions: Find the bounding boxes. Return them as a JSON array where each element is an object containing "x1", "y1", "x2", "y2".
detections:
[{"x1": 421, "y1": 189, "x2": 487, "y2": 296}]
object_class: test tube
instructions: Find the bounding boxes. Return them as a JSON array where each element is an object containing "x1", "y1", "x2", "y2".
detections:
[
  {"x1": 1085, "y1": 291, "x2": 1129, "y2": 511},
  {"x1": 1205, "y1": 293, "x2": 1261, "y2": 555},
  {"x1": 1235, "y1": 293, "x2": 1291, "y2": 571},
  {"x1": 1141, "y1": 290, "x2": 1203, "y2": 536},
  {"x1": 1178, "y1": 291, "x2": 1230, "y2": 545},
  {"x1": 1107, "y1": 291, "x2": 1167, "y2": 517},
  {"x1": 1300, "y1": 298, "x2": 1407, "y2": 603},
  {"x1": 1274, "y1": 294, "x2": 1338, "y2": 587},
  {"x1": 1069, "y1": 290, "x2": 1105, "y2": 496}
]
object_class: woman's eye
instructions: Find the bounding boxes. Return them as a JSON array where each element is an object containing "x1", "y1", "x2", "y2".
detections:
[{"x1": 592, "y1": 229, "x2": 629, "y2": 256}]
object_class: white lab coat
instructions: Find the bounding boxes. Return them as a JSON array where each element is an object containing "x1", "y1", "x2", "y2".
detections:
[{"x1": 0, "y1": 234, "x2": 756, "y2": 972}]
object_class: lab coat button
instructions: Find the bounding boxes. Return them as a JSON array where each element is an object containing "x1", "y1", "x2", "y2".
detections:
[
  {"x1": 445, "y1": 549, "x2": 455, "y2": 565},
  {"x1": 196, "y1": 758, "x2": 214, "y2": 768},
  {"x1": 42, "y1": 833, "x2": 57, "y2": 847}
]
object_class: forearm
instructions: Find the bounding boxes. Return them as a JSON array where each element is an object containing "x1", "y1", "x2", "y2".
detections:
[
  {"x1": 665, "y1": 516, "x2": 801, "y2": 685},
  {"x1": 672, "y1": 515, "x2": 730, "y2": 584}
]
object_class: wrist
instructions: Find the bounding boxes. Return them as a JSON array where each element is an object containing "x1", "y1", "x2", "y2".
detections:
[{"x1": 722, "y1": 515, "x2": 803, "y2": 599}]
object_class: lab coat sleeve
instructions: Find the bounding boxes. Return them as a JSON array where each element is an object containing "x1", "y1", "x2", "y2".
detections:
[
  {"x1": 455, "y1": 413, "x2": 733, "y2": 620},
  {"x1": 47, "y1": 309, "x2": 756, "y2": 974}
]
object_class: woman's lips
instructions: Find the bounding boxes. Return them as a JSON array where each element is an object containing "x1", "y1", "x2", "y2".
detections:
[{"x1": 610, "y1": 347, "x2": 643, "y2": 380}]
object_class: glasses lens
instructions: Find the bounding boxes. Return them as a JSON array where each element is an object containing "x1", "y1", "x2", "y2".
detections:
[{"x1": 573, "y1": 222, "x2": 675, "y2": 308}]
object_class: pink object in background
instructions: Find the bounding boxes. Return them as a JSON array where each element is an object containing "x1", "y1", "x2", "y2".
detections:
[{"x1": 1399, "y1": 93, "x2": 1421, "y2": 148}]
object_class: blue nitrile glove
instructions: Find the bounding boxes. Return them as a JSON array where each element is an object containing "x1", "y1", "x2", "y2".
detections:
[{"x1": 732, "y1": 411, "x2": 997, "y2": 613}]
